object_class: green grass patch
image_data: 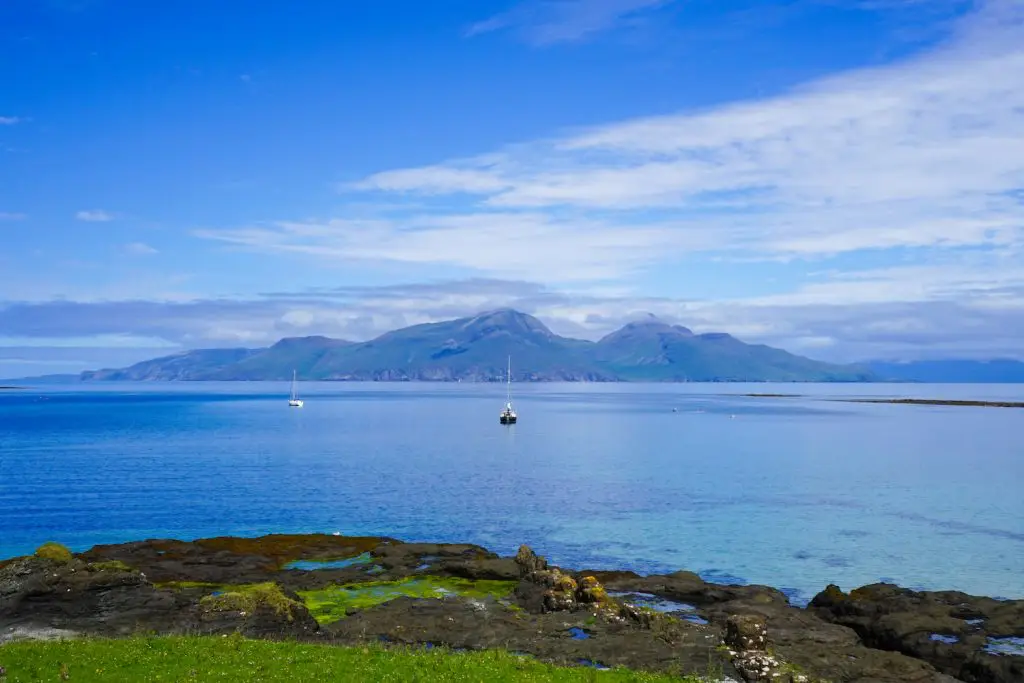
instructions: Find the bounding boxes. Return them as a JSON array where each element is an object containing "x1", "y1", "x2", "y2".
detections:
[
  {"x1": 34, "y1": 542, "x2": 73, "y2": 563},
  {"x1": 0, "y1": 635, "x2": 702, "y2": 682},
  {"x1": 298, "y1": 576, "x2": 517, "y2": 625}
]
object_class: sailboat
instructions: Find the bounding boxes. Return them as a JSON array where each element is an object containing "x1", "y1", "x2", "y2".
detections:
[
  {"x1": 499, "y1": 356, "x2": 517, "y2": 425},
  {"x1": 288, "y1": 370, "x2": 304, "y2": 408}
]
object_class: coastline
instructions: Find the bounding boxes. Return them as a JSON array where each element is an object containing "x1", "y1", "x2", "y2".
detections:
[
  {"x1": 2, "y1": 533, "x2": 1021, "y2": 682},
  {"x1": 735, "y1": 393, "x2": 1024, "y2": 408}
]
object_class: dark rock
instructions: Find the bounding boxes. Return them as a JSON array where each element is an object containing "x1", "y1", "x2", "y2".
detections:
[
  {"x1": 325, "y1": 595, "x2": 736, "y2": 676},
  {"x1": 436, "y1": 558, "x2": 519, "y2": 582},
  {"x1": 514, "y1": 545, "x2": 547, "y2": 577},
  {"x1": 811, "y1": 583, "x2": 1024, "y2": 683},
  {"x1": 0, "y1": 556, "x2": 190, "y2": 637},
  {"x1": 726, "y1": 614, "x2": 768, "y2": 651}
]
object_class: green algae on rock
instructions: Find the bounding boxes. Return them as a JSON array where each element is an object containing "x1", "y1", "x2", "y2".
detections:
[
  {"x1": 199, "y1": 582, "x2": 303, "y2": 621},
  {"x1": 88, "y1": 560, "x2": 137, "y2": 573},
  {"x1": 33, "y1": 542, "x2": 73, "y2": 563},
  {"x1": 298, "y1": 576, "x2": 517, "y2": 625}
]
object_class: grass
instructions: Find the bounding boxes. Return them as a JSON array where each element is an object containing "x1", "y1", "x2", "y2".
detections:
[
  {"x1": 0, "y1": 635, "x2": 705, "y2": 682},
  {"x1": 298, "y1": 576, "x2": 518, "y2": 625}
]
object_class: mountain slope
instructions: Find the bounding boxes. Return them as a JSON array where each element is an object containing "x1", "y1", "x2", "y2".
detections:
[
  {"x1": 80, "y1": 348, "x2": 260, "y2": 381},
  {"x1": 593, "y1": 319, "x2": 873, "y2": 382},
  {"x1": 209, "y1": 336, "x2": 354, "y2": 380},
  {"x1": 73, "y1": 309, "x2": 879, "y2": 382},
  {"x1": 306, "y1": 309, "x2": 610, "y2": 381}
]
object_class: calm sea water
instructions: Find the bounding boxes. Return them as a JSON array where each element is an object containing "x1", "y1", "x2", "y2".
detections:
[{"x1": 1, "y1": 382, "x2": 1022, "y2": 605}]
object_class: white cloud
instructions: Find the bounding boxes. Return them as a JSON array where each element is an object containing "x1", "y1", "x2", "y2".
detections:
[
  {"x1": 0, "y1": 212, "x2": 27, "y2": 221},
  {"x1": 356, "y1": 0, "x2": 1024, "y2": 262},
  {"x1": 0, "y1": 116, "x2": 22, "y2": 125},
  {"x1": 75, "y1": 209, "x2": 115, "y2": 222},
  {"x1": 196, "y1": 213, "x2": 706, "y2": 282},
  {"x1": 466, "y1": 0, "x2": 675, "y2": 44},
  {"x1": 124, "y1": 242, "x2": 158, "y2": 255}
]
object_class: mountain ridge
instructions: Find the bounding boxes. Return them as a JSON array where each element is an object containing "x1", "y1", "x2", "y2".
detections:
[{"x1": 74, "y1": 309, "x2": 876, "y2": 382}]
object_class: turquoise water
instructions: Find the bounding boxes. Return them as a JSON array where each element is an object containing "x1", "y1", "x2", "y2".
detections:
[
  {"x1": 283, "y1": 552, "x2": 374, "y2": 571},
  {"x1": 1, "y1": 382, "x2": 1022, "y2": 605}
]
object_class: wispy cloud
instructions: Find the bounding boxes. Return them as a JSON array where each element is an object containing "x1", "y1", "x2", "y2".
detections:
[
  {"x1": 0, "y1": 117, "x2": 23, "y2": 125},
  {"x1": 357, "y1": 0, "x2": 1024, "y2": 264},
  {"x1": 123, "y1": 242, "x2": 158, "y2": 256},
  {"x1": 0, "y1": 212, "x2": 27, "y2": 221},
  {"x1": 75, "y1": 209, "x2": 114, "y2": 222},
  {"x1": 466, "y1": 0, "x2": 676, "y2": 44},
  {"x1": 196, "y1": 213, "x2": 702, "y2": 282}
]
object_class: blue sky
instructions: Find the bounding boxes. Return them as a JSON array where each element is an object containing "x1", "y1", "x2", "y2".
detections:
[{"x1": 2, "y1": 0, "x2": 1023, "y2": 377}]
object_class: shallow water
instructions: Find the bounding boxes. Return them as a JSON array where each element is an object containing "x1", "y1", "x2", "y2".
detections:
[
  {"x1": 1, "y1": 381, "x2": 1023, "y2": 604},
  {"x1": 283, "y1": 552, "x2": 373, "y2": 571}
]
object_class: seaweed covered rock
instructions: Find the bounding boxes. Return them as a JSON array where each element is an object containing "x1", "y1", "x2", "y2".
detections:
[
  {"x1": 512, "y1": 548, "x2": 619, "y2": 616},
  {"x1": 543, "y1": 574, "x2": 578, "y2": 612},
  {"x1": 576, "y1": 575, "x2": 609, "y2": 605},
  {"x1": 196, "y1": 582, "x2": 319, "y2": 638}
]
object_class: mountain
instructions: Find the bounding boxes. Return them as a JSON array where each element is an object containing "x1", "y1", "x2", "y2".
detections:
[
  {"x1": 71, "y1": 309, "x2": 875, "y2": 382},
  {"x1": 867, "y1": 359, "x2": 1024, "y2": 383},
  {"x1": 593, "y1": 319, "x2": 875, "y2": 382}
]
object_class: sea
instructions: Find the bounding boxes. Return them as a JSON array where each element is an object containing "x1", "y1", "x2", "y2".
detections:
[{"x1": 1, "y1": 381, "x2": 1022, "y2": 607}]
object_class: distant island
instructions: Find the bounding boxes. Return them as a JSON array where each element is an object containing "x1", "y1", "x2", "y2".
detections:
[
  {"x1": 61, "y1": 309, "x2": 879, "y2": 383},
  {"x1": 11, "y1": 309, "x2": 1024, "y2": 384}
]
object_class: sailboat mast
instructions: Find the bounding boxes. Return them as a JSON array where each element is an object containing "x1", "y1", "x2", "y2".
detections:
[
  {"x1": 291, "y1": 370, "x2": 297, "y2": 400},
  {"x1": 506, "y1": 356, "x2": 511, "y2": 404}
]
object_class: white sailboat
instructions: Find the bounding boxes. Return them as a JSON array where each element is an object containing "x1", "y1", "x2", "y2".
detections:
[
  {"x1": 499, "y1": 356, "x2": 517, "y2": 424},
  {"x1": 288, "y1": 370, "x2": 304, "y2": 407}
]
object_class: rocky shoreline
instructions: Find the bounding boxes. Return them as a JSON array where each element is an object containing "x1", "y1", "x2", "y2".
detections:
[{"x1": 1, "y1": 534, "x2": 1021, "y2": 682}]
